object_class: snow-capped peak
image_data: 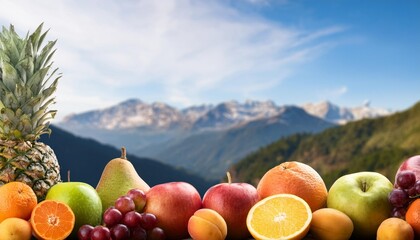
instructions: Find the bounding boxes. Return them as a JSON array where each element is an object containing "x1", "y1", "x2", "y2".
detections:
[
  {"x1": 60, "y1": 99, "x2": 392, "y2": 130},
  {"x1": 301, "y1": 101, "x2": 391, "y2": 124}
]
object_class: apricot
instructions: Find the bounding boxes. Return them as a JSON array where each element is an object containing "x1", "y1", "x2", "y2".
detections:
[
  {"x1": 310, "y1": 208, "x2": 353, "y2": 240},
  {"x1": 0, "y1": 217, "x2": 32, "y2": 240},
  {"x1": 377, "y1": 217, "x2": 414, "y2": 240},
  {"x1": 188, "y1": 208, "x2": 227, "y2": 240}
]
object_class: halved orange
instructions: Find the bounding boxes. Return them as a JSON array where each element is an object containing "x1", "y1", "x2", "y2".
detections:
[
  {"x1": 246, "y1": 194, "x2": 312, "y2": 240},
  {"x1": 30, "y1": 200, "x2": 75, "y2": 240}
]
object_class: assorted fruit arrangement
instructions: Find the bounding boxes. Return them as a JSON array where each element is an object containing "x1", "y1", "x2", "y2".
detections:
[
  {"x1": 3, "y1": 153, "x2": 420, "y2": 240},
  {"x1": 2, "y1": 23, "x2": 420, "y2": 240}
]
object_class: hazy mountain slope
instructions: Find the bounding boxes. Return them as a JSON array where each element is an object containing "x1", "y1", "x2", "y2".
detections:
[
  {"x1": 58, "y1": 98, "x2": 390, "y2": 181},
  {"x1": 61, "y1": 99, "x2": 189, "y2": 130},
  {"x1": 230, "y1": 101, "x2": 420, "y2": 188},
  {"x1": 57, "y1": 99, "x2": 282, "y2": 154},
  {"x1": 41, "y1": 126, "x2": 216, "y2": 195},
  {"x1": 151, "y1": 106, "x2": 335, "y2": 179}
]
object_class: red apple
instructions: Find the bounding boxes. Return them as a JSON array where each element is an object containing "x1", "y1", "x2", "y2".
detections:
[
  {"x1": 396, "y1": 155, "x2": 420, "y2": 182},
  {"x1": 202, "y1": 173, "x2": 259, "y2": 239},
  {"x1": 143, "y1": 182, "x2": 202, "y2": 240}
]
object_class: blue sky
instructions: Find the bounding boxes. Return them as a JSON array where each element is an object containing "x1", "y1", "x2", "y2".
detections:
[{"x1": 0, "y1": 0, "x2": 419, "y2": 120}]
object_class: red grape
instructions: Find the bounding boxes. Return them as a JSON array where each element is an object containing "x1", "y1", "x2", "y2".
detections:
[
  {"x1": 127, "y1": 189, "x2": 147, "y2": 212},
  {"x1": 140, "y1": 213, "x2": 158, "y2": 230},
  {"x1": 391, "y1": 207, "x2": 407, "y2": 219},
  {"x1": 123, "y1": 210, "x2": 142, "y2": 228},
  {"x1": 415, "y1": 181, "x2": 420, "y2": 195},
  {"x1": 103, "y1": 207, "x2": 123, "y2": 227},
  {"x1": 408, "y1": 180, "x2": 420, "y2": 197},
  {"x1": 131, "y1": 227, "x2": 147, "y2": 240},
  {"x1": 110, "y1": 224, "x2": 130, "y2": 240},
  {"x1": 147, "y1": 227, "x2": 166, "y2": 240},
  {"x1": 78, "y1": 224, "x2": 94, "y2": 240},
  {"x1": 396, "y1": 170, "x2": 416, "y2": 189},
  {"x1": 115, "y1": 196, "x2": 136, "y2": 214},
  {"x1": 389, "y1": 189, "x2": 409, "y2": 207},
  {"x1": 90, "y1": 226, "x2": 111, "y2": 240}
]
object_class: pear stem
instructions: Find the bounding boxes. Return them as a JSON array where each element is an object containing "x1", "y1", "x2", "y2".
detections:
[
  {"x1": 226, "y1": 172, "x2": 232, "y2": 184},
  {"x1": 121, "y1": 147, "x2": 127, "y2": 159}
]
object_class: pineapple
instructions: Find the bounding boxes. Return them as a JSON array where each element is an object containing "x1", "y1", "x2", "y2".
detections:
[{"x1": 0, "y1": 24, "x2": 61, "y2": 200}]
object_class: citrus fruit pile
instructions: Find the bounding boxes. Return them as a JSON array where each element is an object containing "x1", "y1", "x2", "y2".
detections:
[
  {"x1": 245, "y1": 161, "x2": 330, "y2": 240},
  {"x1": 0, "y1": 182, "x2": 75, "y2": 240}
]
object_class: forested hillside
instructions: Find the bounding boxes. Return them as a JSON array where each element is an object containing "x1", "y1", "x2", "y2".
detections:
[{"x1": 231, "y1": 101, "x2": 420, "y2": 187}]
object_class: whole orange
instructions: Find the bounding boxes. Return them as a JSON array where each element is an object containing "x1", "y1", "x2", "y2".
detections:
[
  {"x1": 406, "y1": 198, "x2": 420, "y2": 237},
  {"x1": 0, "y1": 182, "x2": 38, "y2": 222},
  {"x1": 257, "y1": 161, "x2": 327, "y2": 212}
]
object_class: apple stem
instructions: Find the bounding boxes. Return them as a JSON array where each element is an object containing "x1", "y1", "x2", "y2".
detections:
[
  {"x1": 121, "y1": 147, "x2": 127, "y2": 160},
  {"x1": 67, "y1": 170, "x2": 71, "y2": 182},
  {"x1": 226, "y1": 172, "x2": 232, "y2": 184},
  {"x1": 362, "y1": 181, "x2": 367, "y2": 192}
]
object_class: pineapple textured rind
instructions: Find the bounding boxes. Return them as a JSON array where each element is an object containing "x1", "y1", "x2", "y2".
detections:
[
  {"x1": 0, "y1": 23, "x2": 61, "y2": 200},
  {"x1": 0, "y1": 140, "x2": 61, "y2": 200}
]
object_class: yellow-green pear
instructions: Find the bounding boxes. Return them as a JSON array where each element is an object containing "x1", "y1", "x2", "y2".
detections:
[{"x1": 96, "y1": 147, "x2": 150, "y2": 212}]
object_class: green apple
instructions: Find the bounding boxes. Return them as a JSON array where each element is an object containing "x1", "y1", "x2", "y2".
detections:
[
  {"x1": 327, "y1": 171, "x2": 393, "y2": 239},
  {"x1": 46, "y1": 182, "x2": 102, "y2": 237}
]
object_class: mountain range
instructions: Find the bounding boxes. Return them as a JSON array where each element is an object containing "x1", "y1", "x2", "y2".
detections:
[
  {"x1": 58, "y1": 99, "x2": 391, "y2": 180},
  {"x1": 61, "y1": 99, "x2": 390, "y2": 129},
  {"x1": 230, "y1": 101, "x2": 420, "y2": 188}
]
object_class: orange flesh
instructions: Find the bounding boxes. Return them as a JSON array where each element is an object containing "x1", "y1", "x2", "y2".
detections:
[
  {"x1": 248, "y1": 194, "x2": 312, "y2": 239},
  {"x1": 31, "y1": 200, "x2": 75, "y2": 240}
]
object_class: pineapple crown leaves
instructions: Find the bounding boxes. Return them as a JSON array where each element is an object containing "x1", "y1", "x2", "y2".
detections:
[{"x1": 0, "y1": 23, "x2": 61, "y2": 141}]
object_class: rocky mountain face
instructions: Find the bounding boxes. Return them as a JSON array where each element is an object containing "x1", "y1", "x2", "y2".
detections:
[
  {"x1": 62, "y1": 99, "x2": 391, "y2": 130},
  {"x1": 301, "y1": 101, "x2": 391, "y2": 124},
  {"x1": 58, "y1": 99, "x2": 390, "y2": 180},
  {"x1": 62, "y1": 99, "x2": 187, "y2": 130},
  {"x1": 62, "y1": 99, "x2": 285, "y2": 131}
]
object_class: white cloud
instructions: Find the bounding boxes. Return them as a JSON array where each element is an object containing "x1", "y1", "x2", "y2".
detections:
[
  {"x1": 335, "y1": 86, "x2": 348, "y2": 96},
  {"x1": 0, "y1": 0, "x2": 343, "y2": 119},
  {"x1": 321, "y1": 86, "x2": 348, "y2": 99}
]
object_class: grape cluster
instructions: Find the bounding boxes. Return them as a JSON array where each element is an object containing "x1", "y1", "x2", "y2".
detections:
[
  {"x1": 78, "y1": 189, "x2": 166, "y2": 240},
  {"x1": 389, "y1": 170, "x2": 420, "y2": 218}
]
